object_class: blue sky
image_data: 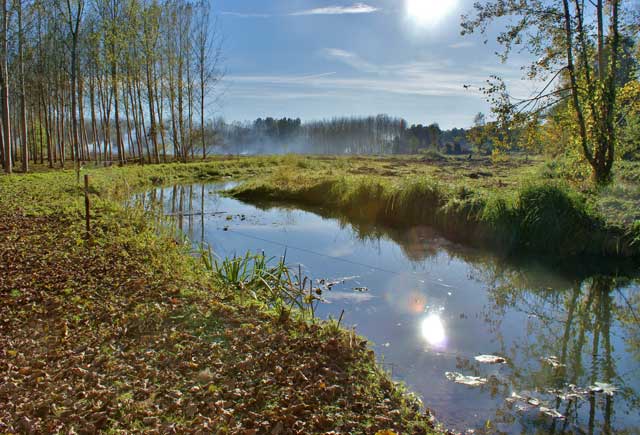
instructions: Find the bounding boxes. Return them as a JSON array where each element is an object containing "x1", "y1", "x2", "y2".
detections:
[{"x1": 214, "y1": 0, "x2": 535, "y2": 129}]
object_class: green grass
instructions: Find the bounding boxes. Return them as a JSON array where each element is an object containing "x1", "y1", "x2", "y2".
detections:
[
  {"x1": 2, "y1": 154, "x2": 637, "y2": 432},
  {"x1": 225, "y1": 155, "x2": 640, "y2": 258},
  {"x1": 4, "y1": 154, "x2": 638, "y2": 257}
]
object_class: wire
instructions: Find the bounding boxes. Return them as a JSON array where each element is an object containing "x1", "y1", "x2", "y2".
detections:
[{"x1": 224, "y1": 227, "x2": 403, "y2": 276}]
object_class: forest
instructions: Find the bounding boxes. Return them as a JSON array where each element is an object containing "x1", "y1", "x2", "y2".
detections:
[{"x1": 0, "y1": 0, "x2": 222, "y2": 173}]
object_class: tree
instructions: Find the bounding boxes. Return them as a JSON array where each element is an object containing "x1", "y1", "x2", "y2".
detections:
[
  {"x1": 1, "y1": 0, "x2": 11, "y2": 174},
  {"x1": 17, "y1": 0, "x2": 29, "y2": 172},
  {"x1": 618, "y1": 80, "x2": 640, "y2": 159},
  {"x1": 467, "y1": 112, "x2": 492, "y2": 154},
  {"x1": 61, "y1": 0, "x2": 84, "y2": 175},
  {"x1": 0, "y1": 0, "x2": 224, "y2": 169},
  {"x1": 462, "y1": 0, "x2": 630, "y2": 183}
]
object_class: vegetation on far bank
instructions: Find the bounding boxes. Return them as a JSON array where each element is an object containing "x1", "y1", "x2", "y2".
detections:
[
  {"x1": 6, "y1": 153, "x2": 640, "y2": 258},
  {"x1": 225, "y1": 155, "x2": 640, "y2": 258},
  {"x1": 0, "y1": 160, "x2": 445, "y2": 434}
]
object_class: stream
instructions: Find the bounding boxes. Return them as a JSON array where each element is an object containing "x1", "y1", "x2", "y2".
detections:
[{"x1": 130, "y1": 181, "x2": 640, "y2": 435}]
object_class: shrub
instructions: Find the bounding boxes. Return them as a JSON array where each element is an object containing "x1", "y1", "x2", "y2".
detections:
[{"x1": 515, "y1": 183, "x2": 593, "y2": 254}]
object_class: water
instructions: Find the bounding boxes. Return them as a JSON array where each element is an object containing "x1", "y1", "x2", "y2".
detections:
[{"x1": 132, "y1": 182, "x2": 640, "y2": 435}]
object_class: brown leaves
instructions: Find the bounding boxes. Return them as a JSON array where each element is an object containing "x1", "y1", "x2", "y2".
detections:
[{"x1": 0, "y1": 210, "x2": 437, "y2": 435}]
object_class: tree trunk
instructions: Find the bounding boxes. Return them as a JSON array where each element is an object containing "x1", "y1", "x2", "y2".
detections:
[
  {"x1": 18, "y1": 0, "x2": 28, "y2": 172},
  {"x1": 89, "y1": 76, "x2": 99, "y2": 161},
  {"x1": 1, "y1": 0, "x2": 11, "y2": 174},
  {"x1": 145, "y1": 61, "x2": 159, "y2": 163},
  {"x1": 112, "y1": 59, "x2": 124, "y2": 165}
]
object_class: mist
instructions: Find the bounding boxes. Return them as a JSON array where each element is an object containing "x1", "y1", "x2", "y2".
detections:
[{"x1": 205, "y1": 114, "x2": 473, "y2": 156}]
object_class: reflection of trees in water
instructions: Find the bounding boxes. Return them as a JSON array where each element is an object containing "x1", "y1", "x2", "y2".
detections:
[
  {"x1": 130, "y1": 183, "x2": 640, "y2": 434},
  {"x1": 485, "y1": 274, "x2": 640, "y2": 435},
  {"x1": 131, "y1": 183, "x2": 210, "y2": 246}
]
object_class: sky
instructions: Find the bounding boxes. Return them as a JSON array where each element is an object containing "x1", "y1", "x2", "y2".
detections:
[{"x1": 214, "y1": 0, "x2": 537, "y2": 129}]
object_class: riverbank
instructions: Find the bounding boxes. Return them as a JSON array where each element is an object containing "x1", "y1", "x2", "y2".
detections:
[
  {"x1": 227, "y1": 156, "x2": 640, "y2": 258},
  {"x1": 0, "y1": 165, "x2": 442, "y2": 434}
]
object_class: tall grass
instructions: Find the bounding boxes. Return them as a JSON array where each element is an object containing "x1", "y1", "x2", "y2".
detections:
[
  {"x1": 230, "y1": 174, "x2": 637, "y2": 258},
  {"x1": 199, "y1": 246, "x2": 322, "y2": 320}
]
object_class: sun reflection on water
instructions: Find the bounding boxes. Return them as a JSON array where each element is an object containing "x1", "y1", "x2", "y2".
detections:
[{"x1": 421, "y1": 313, "x2": 446, "y2": 348}]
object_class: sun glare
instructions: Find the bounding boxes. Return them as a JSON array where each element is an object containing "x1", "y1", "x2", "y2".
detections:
[
  {"x1": 420, "y1": 313, "x2": 446, "y2": 347},
  {"x1": 405, "y1": 0, "x2": 458, "y2": 28}
]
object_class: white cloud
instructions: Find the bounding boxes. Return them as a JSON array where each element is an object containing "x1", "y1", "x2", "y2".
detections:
[
  {"x1": 228, "y1": 71, "x2": 483, "y2": 98},
  {"x1": 322, "y1": 49, "x2": 377, "y2": 72},
  {"x1": 230, "y1": 72, "x2": 338, "y2": 85},
  {"x1": 225, "y1": 50, "x2": 534, "y2": 121},
  {"x1": 290, "y1": 3, "x2": 380, "y2": 16},
  {"x1": 221, "y1": 3, "x2": 380, "y2": 19}
]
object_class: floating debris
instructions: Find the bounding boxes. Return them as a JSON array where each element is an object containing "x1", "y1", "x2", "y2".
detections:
[
  {"x1": 507, "y1": 391, "x2": 546, "y2": 409},
  {"x1": 541, "y1": 356, "x2": 565, "y2": 368},
  {"x1": 317, "y1": 278, "x2": 342, "y2": 289},
  {"x1": 445, "y1": 372, "x2": 487, "y2": 387},
  {"x1": 474, "y1": 354, "x2": 507, "y2": 364},
  {"x1": 317, "y1": 276, "x2": 360, "y2": 289},
  {"x1": 539, "y1": 406, "x2": 565, "y2": 419},
  {"x1": 590, "y1": 382, "x2": 617, "y2": 396},
  {"x1": 554, "y1": 384, "x2": 589, "y2": 401},
  {"x1": 527, "y1": 397, "x2": 541, "y2": 406},
  {"x1": 514, "y1": 402, "x2": 534, "y2": 413}
]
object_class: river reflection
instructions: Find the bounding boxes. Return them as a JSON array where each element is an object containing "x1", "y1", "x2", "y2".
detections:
[{"x1": 129, "y1": 182, "x2": 640, "y2": 435}]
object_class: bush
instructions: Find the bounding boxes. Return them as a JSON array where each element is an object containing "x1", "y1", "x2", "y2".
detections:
[{"x1": 515, "y1": 183, "x2": 593, "y2": 254}]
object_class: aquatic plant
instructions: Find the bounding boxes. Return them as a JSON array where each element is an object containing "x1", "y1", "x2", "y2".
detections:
[{"x1": 199, "y1": 246, "x2": 323, "y2": 321}]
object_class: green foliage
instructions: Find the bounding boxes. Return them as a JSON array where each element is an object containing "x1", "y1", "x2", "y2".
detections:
[
  {"x1": 619, "y1": 81, "x2": 640, "y2": 160},
  {"x1": 515, "y1": 183, "x2": 593, "y2": 254},
  {"x1": 228, "y1": 156, "x2": 638, "y2": 257},
  {"x1": 200, "y1": 248, "x2": 322, "y2": 321}
]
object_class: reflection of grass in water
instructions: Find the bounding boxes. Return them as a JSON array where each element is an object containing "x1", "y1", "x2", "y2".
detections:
[{"x1": 230, "y1": 162, "x2": 640, "y2": 257}]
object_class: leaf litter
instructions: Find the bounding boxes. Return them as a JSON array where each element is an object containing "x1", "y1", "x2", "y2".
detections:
[{"x1": 0, "y1": 202, "x2": 444, "y2": 435}]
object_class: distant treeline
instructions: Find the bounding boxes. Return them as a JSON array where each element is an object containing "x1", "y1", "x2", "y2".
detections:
[{"x1": 210, "y1": 115, "x2": 473, "y2": 155}]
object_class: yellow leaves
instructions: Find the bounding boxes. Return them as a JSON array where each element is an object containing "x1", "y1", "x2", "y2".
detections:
[
  {"x1": 618, "y1": 80, "x2": 640, "y2": 113},
  {"x1": 207, "y1": 384, "x2": 220, "y2": 394},
  {"x1": 375, "y1": 430, "x2": 400, "y2": 435}
]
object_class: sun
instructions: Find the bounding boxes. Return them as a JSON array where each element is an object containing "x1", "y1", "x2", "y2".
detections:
[{"x1": 405, "y1": 0, "x2": 458, "y2": 28}]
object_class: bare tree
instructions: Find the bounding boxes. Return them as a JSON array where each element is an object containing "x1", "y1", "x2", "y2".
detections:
[{"x1": 193, "y1": 0, "x2": 222, "y2": 160}]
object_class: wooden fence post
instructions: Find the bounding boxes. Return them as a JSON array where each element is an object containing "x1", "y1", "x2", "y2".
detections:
[{"x1": 84, "y1": 174, "x2": 90, "y2": 236}]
